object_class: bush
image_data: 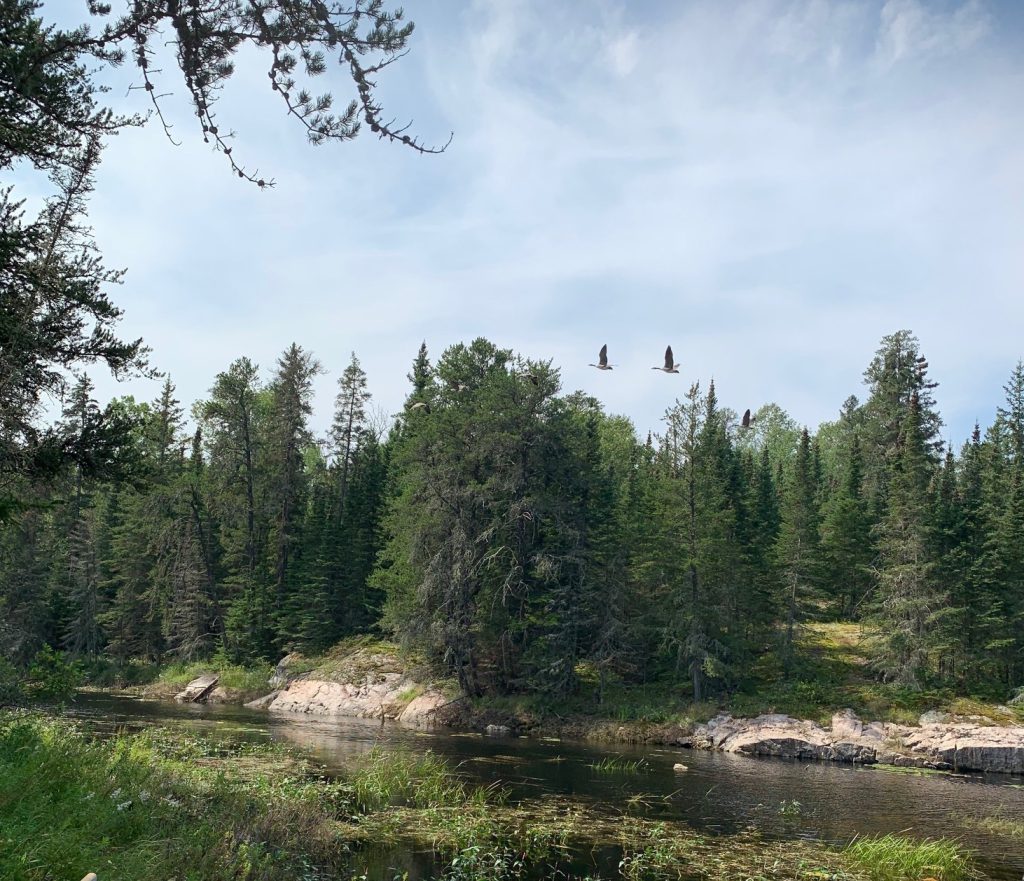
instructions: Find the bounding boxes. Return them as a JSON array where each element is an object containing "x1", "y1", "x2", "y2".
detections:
[
  {"x1": 0, "y1": 657, "x2": 23, "y2": 706},
  {"x1": 25, "y1": 647, "x2": 84, "y2": 702}
]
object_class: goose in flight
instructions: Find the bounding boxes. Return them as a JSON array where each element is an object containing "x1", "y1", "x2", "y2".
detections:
[
  {"x1": 741, "y1": 408, "x2": 755, "y2": 429},
  {"x1": 589, "y1": 344, "x2": 613, "y2": 371},
  {"x1": 652, "y1": 346, "x2": 680, "y2": 374}
]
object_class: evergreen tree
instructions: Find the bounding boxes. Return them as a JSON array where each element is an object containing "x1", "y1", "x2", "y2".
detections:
[
  {"x1": 861, "y1": 331, "x2": 942, "y2": 517},
  {"x1": 774, "y1": 428, "x2": 822, "y2": 673},
  {"x1": 267, "y1": 344, "x2": 322, "y2": 650},
  {"x1": 820, "y1": 433, "x2": 873, "y2": 618},
  {"x1": 868, "y1": 396, "x2": 945, "y2": 687},
  {"x1": 331, "y1": 352, "x2": 371, "y2": 509}
]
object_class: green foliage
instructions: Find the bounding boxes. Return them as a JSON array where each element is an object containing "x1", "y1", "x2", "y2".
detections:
[
  {"x1": 0, "y1": 715, "x2": 351, "y2": 881},
  {"x1": 3, "y1": 332, "x2": 1024, "y2": 709},
  {"x1": 0, "y1": 713, "x2": 984, "y2": 881},
  {"x1": 24, "y1": 646, "x2": 83, "y2": 701},
  {"x1": 844, "y1": 835, "x2": 975, "y2": 881},
  {"x1": 0, "y1": 658, "x2": 23, "y2": 705}
]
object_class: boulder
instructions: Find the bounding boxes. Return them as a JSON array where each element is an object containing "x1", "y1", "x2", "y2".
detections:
[
  {"x1": 919, "y1": 710, "x2": 952, "y2": 726},
  {"x1": 270, "y1": 652, "x2": 305, "y2": 688},
  {"x1": 1009, "y1": 687, "x2": 1024, "y2": 707},
  {"x1": 174, "y1": 674, "x2": 219, "y2": 703},
  {"x1": 485, "y1": 724, "x2": 512, "y2": 737},
  {"x1": 267, "y1": 673, "x2": 448, "y2": 725},
  {"x1": 925, "y1": 724, "x2": 1024, "y2": 774},
  {"x1": 206, "y1": 686, "x2": 231, "y2": 704},
  {"x1": 831, "y1": 709, "x2": 886, "y2": 745},
  {"x1": 690, "y1": 708, "x2": 1024, "y2": 774},
  {"x1": 673, "y1": 763, "x2": 689, "y2": 772},
  {"x1": 245, "y1": 689, "x2": 280, "y2": 710},
  {"x1": 398, "y1": 691, "x2": 450, "y2": 724}
]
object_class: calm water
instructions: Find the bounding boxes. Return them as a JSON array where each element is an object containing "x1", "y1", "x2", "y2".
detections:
[{"x1": 69, "y1": 693, "x2": 1024, "y2": 880}]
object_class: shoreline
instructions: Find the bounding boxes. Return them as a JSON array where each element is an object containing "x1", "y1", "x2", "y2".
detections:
[{"x1": 101, "y1": 670, "x2": 1024, "y2": 777}]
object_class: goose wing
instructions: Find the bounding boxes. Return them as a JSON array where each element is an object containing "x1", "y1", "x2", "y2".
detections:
[
  {"x1": 742, "y1": 408, "x2": 751, "y2": 428},
  {"x1": 598, "y1": 344, "x2": 608, "y2": 368},
  {"x1": 664, "y1": 346, "x2": 674, "y2": 370}
]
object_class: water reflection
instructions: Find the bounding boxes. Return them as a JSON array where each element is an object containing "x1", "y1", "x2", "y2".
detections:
[{"x1": 69, "y1": 693, "x2": 1024, "y2": 880}]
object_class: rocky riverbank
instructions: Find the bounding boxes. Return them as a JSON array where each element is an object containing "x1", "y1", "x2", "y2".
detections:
[
  {"x1": 167, "y1": 647, "x2": 1024, "y2": 775},
  {"x1": 239, "y1": 647, "x2": 453, "y2": 725},
  {"x1": 684, "y1": 709, "x2": 1024, "y2": 774}
]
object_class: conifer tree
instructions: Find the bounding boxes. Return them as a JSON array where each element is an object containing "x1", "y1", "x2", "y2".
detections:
[
  {"x1": 267, "y1": 344, "x2": 322, "y2": 650},
  {"x1": 774, "y1": 428, "x2": 822, "y2": 673},
  {"x1": 861, "y1": 331, "x2": 942, "y2": 516},
  {"x1": 869, "y1": 396, "x2": 945, "y2": 687},
  {"x1": 820, "y1": 433, "x2": 873, "y2": 617},
  {"x1": 331, "y1": 352, "x2": 371, "y2": 509}
]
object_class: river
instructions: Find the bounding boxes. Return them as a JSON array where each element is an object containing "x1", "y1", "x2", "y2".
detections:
[{"x1": 69, "y1": 692, "x2": 1024, "y2": 880}]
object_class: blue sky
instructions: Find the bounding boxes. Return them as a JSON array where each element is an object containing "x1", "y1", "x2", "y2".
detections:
[{"x1": 29, "y1": 0, "x2": 1024, "y2": 443}]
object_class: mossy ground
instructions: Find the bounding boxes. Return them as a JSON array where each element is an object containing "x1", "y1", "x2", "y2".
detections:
[{"x1": 467, "y1": 623, "x2": 1022, "y2": 738}]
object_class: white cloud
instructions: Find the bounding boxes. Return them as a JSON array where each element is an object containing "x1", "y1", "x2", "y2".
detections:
[
  {"x1": 18, "y1": 0, "x2": 1024, "y2": 444},
  {"x1": 875, "y1": 0, "x2": 990, "y2": 67}
]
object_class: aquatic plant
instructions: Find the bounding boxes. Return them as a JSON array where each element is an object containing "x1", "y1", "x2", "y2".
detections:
[
  {"x1": 844, "y1": 834, "x2": 976, "y2": 881},
  {"x1": 587, "y1": 755, "x2": 650, "y2": 774}
]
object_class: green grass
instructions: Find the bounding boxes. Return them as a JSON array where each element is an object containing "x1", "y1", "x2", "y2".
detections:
[
  {"x1": 348, "y1": 746, "x2": 492, "y2": 811},
  {"x1": 958, "y1": 813, "x2": 1024, "y2": 840},
  {"x1": 0, "y1": 713, "x2": 350, "y2": 881},
  {"x1": 587, "y1": 755, "x2": 650, "y2": 774},
  {"x1": 0, "y1": 711, "x2": 984, "y2": 881},
  {"x1": 529, "y1": 623, "x2": 1024, "y2": 732},
  {"x1": 140, "y1": 660, "x2": 273, "y2": 701},
  {"x1": 844, "y1": 834, "x2": 976, "y2": 881}
]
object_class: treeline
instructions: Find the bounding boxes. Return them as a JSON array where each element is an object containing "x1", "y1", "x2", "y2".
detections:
[{"x1": 1, "y1": 331, "x2": 1023, "y2": 699}]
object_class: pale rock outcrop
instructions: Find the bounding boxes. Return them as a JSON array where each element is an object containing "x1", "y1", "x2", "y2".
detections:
[
  {"x1": 245, "y1": 689, "x2": 281, "y2": 710},
  {"x1": 485, "y1": 724, "x2": 511, "y2": 737},
  {"x1": 265, "y1": 669, "x2": 447, "y2": 725},
  {"x1": 692, "y1": 712, "x2": 877, "y2": 763},
  {"x1": 270, "y1": 653, "x2": 306, "y2": 688},
  {"x1": 398, "y1": 691, "x2": 450, "y2": 723},
  {"x1": 690, "y1": 708, "x2": 1024, "y2": 774},
  {"x1": 896, "y1": 718, "x2": 1024, "y2": 774},
  {"x1": 174, "y1": 674, "x2": 219, "y2": 703}
]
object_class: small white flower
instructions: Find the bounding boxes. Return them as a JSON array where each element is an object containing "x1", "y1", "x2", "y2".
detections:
[
  {"x1": 161, "y1": 795, "x2": 182, "y2": 808},
  {"x1": 82, "y1": 792, "x2": 95, "y2": 801},
  {"x1": 138, "y1": 789, "x2": 150, "y2": 803},
  {"x1": 109, "y1": 787, "x2": 122, "y2": 801},
  {"x1": 116, "y1": 800, "x2": 133, "y2": 812}
]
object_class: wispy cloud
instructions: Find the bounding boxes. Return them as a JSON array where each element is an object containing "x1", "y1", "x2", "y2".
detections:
[{"x1": 26, "y1": 0, "x2": 1024, "y2": 442}]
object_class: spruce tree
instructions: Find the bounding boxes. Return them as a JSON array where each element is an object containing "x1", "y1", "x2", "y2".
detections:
[
  {"x1": 819, "y1": 433, "x2": 873, "y2": 618},
  {"x1": 869, "y1": 396, "x2": 945, "y2": 687},
  {"x1": 331, "y1": 352, "x2": 371, "y2": 510},
  {"x1": 774, "y1": 428, "x2": 822, "y2": 673},
  {"x1": 267, "y1": 343, "x2": 322, "y2": 650}
]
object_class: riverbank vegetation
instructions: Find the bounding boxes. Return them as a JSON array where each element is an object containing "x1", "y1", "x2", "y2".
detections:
[
  {"x1": 3, "y1": 333, "x2": 1024, "y2": 718},
  {"x1": 0, "y1": 713, "x2": 979, "y2": 881}
]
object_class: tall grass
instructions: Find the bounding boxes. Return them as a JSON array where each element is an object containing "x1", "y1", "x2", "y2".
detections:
[
  {"x1": 0, "y1": 714, "x2": 347, "y2": 881},
  {"x1": 587, "y1": 755, "x2": 650, "y2": 774},
  {"x1": 844, "y1": 834, "x2": 976, "y2": 881},
  {"x1": 349, "y1": 747, "x2": 493, "y2": 811}
]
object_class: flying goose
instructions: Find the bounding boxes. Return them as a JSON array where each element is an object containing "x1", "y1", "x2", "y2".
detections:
[
  {"x1": 652, "y1": 345, "x2": 680, "y2": 374},
  {"x1": 409, "y1": 401, "x2": 431, "y2": 413},
  {"x1": 741, "y1": 408, "x2": 755, "y2": 429},
  {"x1": 589, "y1": 344, "x2": 613, "y2": 371}
]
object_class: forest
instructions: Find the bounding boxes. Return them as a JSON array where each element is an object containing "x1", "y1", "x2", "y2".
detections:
[{"x1": 2, "y1": 330, "x2": 1022, "y2": 703}]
